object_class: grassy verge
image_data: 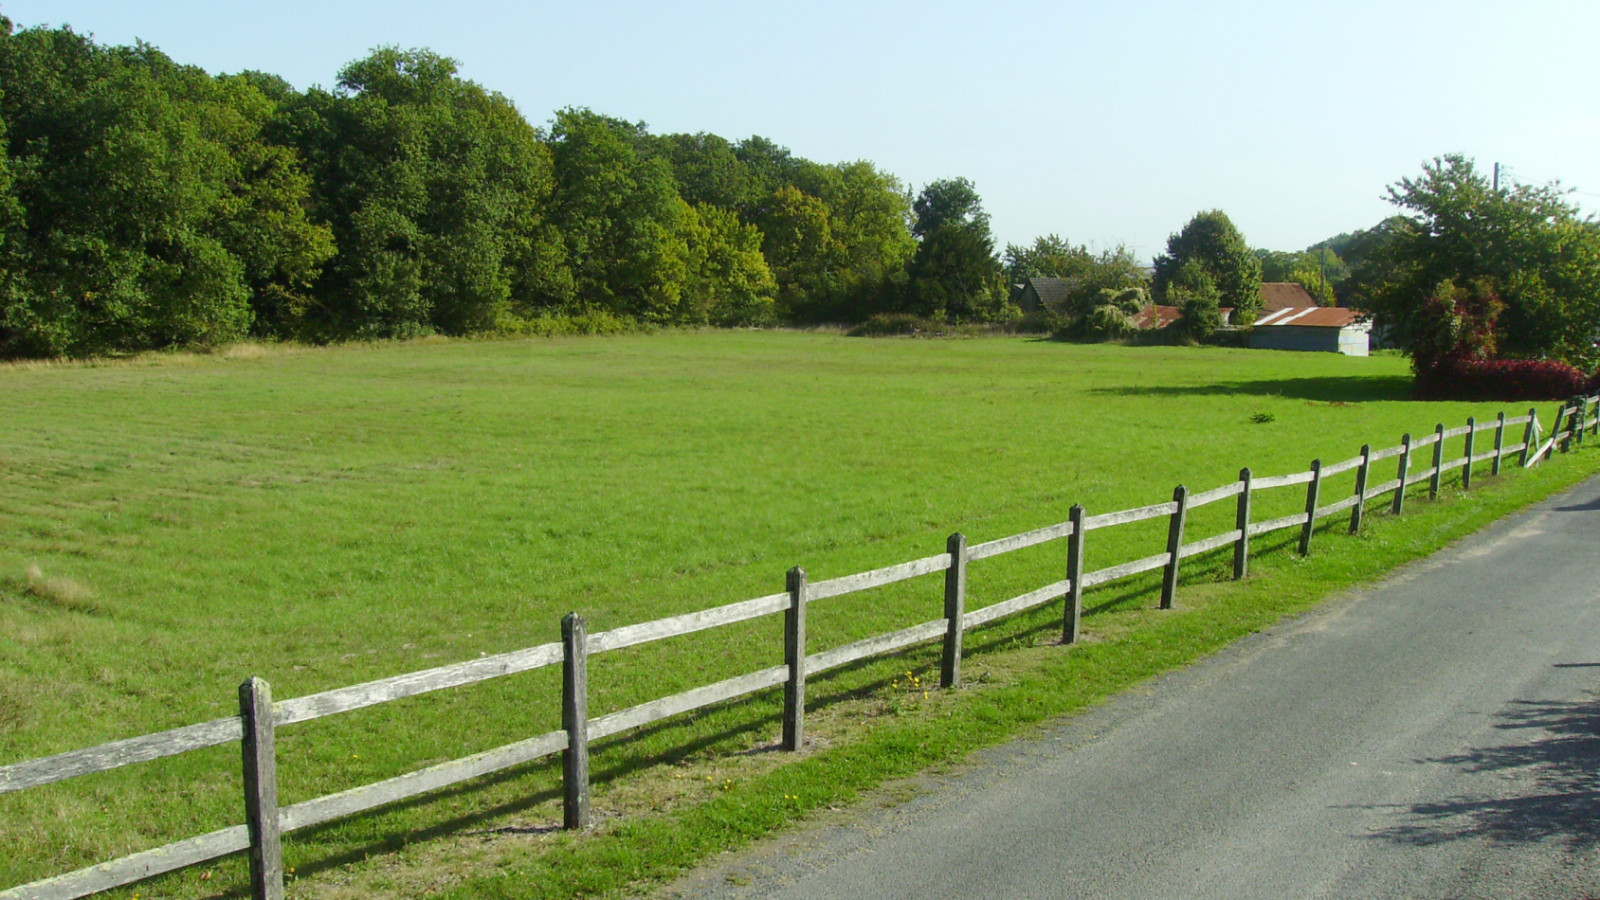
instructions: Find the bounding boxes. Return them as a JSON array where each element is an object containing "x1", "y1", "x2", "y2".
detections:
[
  {"x1": 0, "y1": 331, "x2": 1592, "y2": 898},
  {"x1": 436, "y1": 446, "x2": 1600, "y2": 900}
]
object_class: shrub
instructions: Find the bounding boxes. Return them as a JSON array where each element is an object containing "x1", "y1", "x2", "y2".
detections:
[
  {"x1": 494, "y1": 309, "x2": 639, "y2": 337},
  {"x1": 849, "y1": 313, "x2": 952, "y2": 337},
  {"x1": 1418, "y1": 357, "x2": 1591, "y2": 401},
  {"x1": 1085, "y1": 304, "x2": 1136, "y2": 339}
]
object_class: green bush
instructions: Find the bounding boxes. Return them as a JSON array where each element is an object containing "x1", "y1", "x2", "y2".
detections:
[{"x1": 1085, "y1": 304, "x2": 1136, "y2": 338}]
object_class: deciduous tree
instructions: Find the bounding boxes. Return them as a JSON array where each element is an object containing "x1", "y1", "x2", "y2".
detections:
[
  {"x1": 1369, "y1": 154, "x2": 1600, "y2": 368},
  {"x1": 1153, "y1": 210, "x2": 1261, "y2": 322}
]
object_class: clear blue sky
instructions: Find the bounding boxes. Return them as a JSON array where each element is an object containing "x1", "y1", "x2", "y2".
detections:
[{"x1": 9, "y1": 0, "x2": 1600, "y2": 262}]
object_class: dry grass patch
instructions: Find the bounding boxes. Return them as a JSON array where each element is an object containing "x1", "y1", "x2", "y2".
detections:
[{"x1": 22, "y1": 563, "x2": 98, "y2": 614}]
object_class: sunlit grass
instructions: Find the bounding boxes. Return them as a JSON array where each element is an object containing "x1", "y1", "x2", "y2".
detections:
[{"x1": 0, "y1": 331, "x2": 1589, "y2": 898}]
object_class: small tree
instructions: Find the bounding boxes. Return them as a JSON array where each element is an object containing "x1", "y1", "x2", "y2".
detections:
[{"x1": 1167, "y1": 260, "x2": 1222, "y2": 340}]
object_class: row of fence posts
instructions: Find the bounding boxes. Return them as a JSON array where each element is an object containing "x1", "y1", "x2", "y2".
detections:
[{"x1": 219, "y1": 409, "x2": 1537, "y2": 900}]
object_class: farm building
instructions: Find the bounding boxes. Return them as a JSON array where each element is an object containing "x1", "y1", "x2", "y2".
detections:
[
  {"x1": 1249, "y1": 307, "x2": 1372, "y2": 356},
  {"x1": 1259, "y1": 282, "x2": 1318, "y2": 311},
  {"x1": 1013, "y1": 277, "x2": 1071, "y2": 314}
]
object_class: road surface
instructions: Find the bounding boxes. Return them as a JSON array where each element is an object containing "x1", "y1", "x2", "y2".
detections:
[{"x1": 661, "y1": 475, "x2": 1600, "y2": 900}]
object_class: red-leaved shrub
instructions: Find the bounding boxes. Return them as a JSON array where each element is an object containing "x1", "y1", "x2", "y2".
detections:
[
  {"x1": 1410, "y1": 279, "x2": 1595, "y2": 400},
  {"x1": 1418, "y1": 357, "x2": 1591, "y2": 401}
]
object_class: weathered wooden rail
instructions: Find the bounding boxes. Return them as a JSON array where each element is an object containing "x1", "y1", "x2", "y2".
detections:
[{"x1": 4, "y1": 396, "x2": 1597, "y2": 900}]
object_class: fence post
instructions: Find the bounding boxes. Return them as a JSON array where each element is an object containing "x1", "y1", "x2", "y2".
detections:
[
  {"x1": 941, "y1": 534, "x2": 966, "y2": 689},
  {"x1": 1555, "y1": 404, "x2": 1571, "y2": 453},
  {"x1": 1575, "y1": 396, "x2": 1588, "y2": 448},
  {"x1": 782, "y1": 566, "x2": 808, "y2": 751},
  {"x1": 1159, "y1": 486, "x2": 1188, "y2": 610},
  {"x1": 1350, "y1": 445, "x2": 1371, "y2": 535},
  {"x1": 1521, "y1": 409, "x2": 1538, "y2": 467},
  {"x1": 561, "y1": 613, "x2": 589, "y2": 830},
  {"x1": 240, "y1": 677, "x2": 284, "y2": 900},
  {"x1": 1429, "y1": 424, "x2": 1445, "y2": 499},
  {"x1": 1299, "y1": 459, "x2": 1322, "y2": 556},
  {"x1": 1233, "y1": 468, "x2": 1252, "y2": 580},
  {"x1": 1393, "y1": 434, "x2": 1412, "y2": 515},
  {"x1": 1492, "y1": 412, "x2": 1506, "y2": 476},
  {"x1": 1064, "y1": 505, "x2": 1086, "y2": 644},
  {"x1": 1462, "y1": 416, "x2": 1476, "y2": 490}
]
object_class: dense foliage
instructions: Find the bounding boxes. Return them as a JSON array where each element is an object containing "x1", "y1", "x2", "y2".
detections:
[
  {"x1": 1153, "y1": 210, "x2": 1262, "y2": 322},
  {"x1": 0, "y1": 24, "x2": 938, "y2": 357},
  {"x1": 1002, "y1": 235, "x2": 1147, "y2": 319},
  {"x1": 0, "y1": 24, "x2": 334, "y2": 356},
  {"x1": 1367, "y1": 155, "x2": 1600, "y2": 370}
]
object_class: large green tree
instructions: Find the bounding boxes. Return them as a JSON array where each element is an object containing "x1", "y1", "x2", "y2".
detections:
[
  {"x1": 543, "y1": 107, "x2": 696, "y2": 321},
  {"x1": 0, "y1": 25, "x2": 333, "y2": 357},
  {"x1": 1368, "y1": 154, "x2": 1600, "y2": 367},
  {"x1": 1153, "y1": 210, "x2": 1262, "y2": 322},
  {"x1": 280, "y1": 48, "x2": 560, "y2": 339},
  {"x1": 903, "y1": 178, "x2": 1006, "y2": 321},
  {"x1": 750, "y1": 155, "x2": 913, "y2": 321}
]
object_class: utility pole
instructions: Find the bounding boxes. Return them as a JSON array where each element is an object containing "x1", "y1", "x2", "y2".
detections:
[{"x1": 1494, "y1": 162, "x2": 1501, "y2": 192}]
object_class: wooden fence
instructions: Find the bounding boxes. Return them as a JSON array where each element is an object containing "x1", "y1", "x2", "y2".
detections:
[{"x1": 4, "y1": 396, "x2": 1598, "y2": 900}]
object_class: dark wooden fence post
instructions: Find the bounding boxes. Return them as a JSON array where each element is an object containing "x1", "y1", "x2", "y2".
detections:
[
  {"x1": 782, "y1": 567, "x2": 808, "y2": 751},
  {"x1": 1161, "y1": 485, "x2": 1188, "y2": 610},
  {"x1": 1555, "y1": 405, "x2": 1571, "y2": 453},
  {"x1": 1299, "y1": 459, "x2": 1322, "y2": 556},
  {"x1": 240, "y1": 677, "x2": 284, "y2": 900},
  {"x1": 561, "y1": 613, "x2": 589, "y2": 830},
  {"x1": 1429, "y1": 423, "x2": 1445, "y2": 499},
  {"x1": 1462, "y1": 416, "x2": 1476, "y2": 490},
  {"x1": 1063, "y1": 505, "x2": 1086, "y2": 644},
  {"x1": 1393, "y1": 433, "x2": 1412, "y2": 515},
  {"x1": 1233, "y1": 468, "x2": 1252, "y2": 580},
  {"x1": 1350, "y1": 445, "x2": 1371, "y2": 535},
  {"x1": 1574, "y1": 397, "x2": 1587, "y2": 448},
  {"x1": 941, "y1": 533, "x2": 966, "y2": 689},
  {"x1": 1492, "y1": 412, "x2": 1506, "y2": 476},
  {"x1": 1521, "y1": 409, "x2": 1537, "y2": 467}
]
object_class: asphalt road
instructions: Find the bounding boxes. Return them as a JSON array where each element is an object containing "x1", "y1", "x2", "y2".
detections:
[{"x1": 662, "y1": 475, "x2": 1600, "y2": 900}]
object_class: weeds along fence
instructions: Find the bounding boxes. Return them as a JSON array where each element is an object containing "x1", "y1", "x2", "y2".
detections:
[{"x1": 4, "y1": 395, "x2": 1599, "y2": 900}]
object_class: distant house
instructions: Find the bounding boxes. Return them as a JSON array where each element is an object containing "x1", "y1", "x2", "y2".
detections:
[
  {"x1": 1013, "y1": 277, "x2": 1073, "y2": 314},
  {"x1": 1249, "y1": 307, "x2": 1372, "y2": 356}
]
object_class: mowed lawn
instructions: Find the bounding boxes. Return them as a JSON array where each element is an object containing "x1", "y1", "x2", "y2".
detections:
[{"x1": 0, "y1": 332, "x2": 1577, "y2": 896}]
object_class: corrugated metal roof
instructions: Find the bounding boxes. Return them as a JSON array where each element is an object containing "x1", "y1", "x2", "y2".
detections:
[
  {"x1": 1134, "y1": 305, "x2": 1183, "y2": 329},
  {"x1": 1254, "y1": 307, "x2": 1370, "y2": 328},
  {"x1": 1261, "y1": 282, "x2": 1317, "y2": 311}
]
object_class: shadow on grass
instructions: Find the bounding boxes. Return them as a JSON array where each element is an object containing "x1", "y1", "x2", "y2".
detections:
[
  {"x1": 1091, "y1": 375, "x2": 1416, "y2": 404},
  {"x1": 1366, "y1": 691, "x2": 1600, "y2": 849}
]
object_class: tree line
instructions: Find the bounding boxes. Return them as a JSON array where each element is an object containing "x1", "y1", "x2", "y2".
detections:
[{"x1": 0, "y1": 23, "x2": 1019, "y2": 358}]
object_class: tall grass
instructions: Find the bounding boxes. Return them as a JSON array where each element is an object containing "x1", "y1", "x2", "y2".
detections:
[{"x1": 0, "y1": 332, "x2": 1589, "y2": 898}]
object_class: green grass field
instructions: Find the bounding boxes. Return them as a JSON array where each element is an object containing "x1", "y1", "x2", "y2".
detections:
[{"x1": 3, "y1": 331, "x2": 1596, "y2": 899}]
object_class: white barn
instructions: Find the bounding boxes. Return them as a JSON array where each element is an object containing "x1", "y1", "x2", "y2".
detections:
[{"x1": 1249, "y1": 307, "x2": 1372, "y2": 356}]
